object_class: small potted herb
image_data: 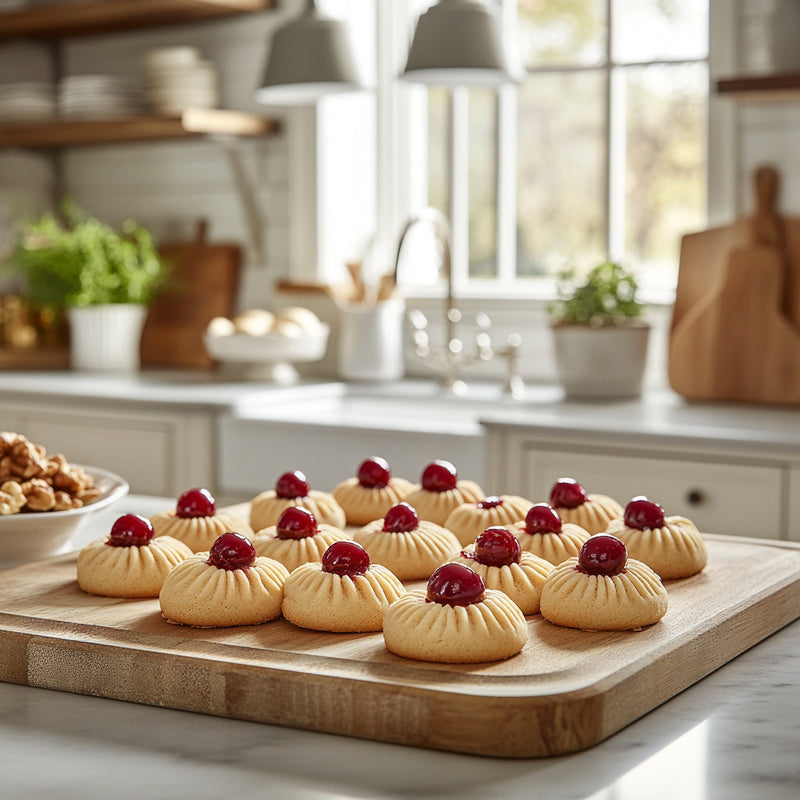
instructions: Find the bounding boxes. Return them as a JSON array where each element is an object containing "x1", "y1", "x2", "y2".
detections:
[
  {"x1": 548, "y1": 261, "x2": 650, "y2": 398},
  {"x1": 5, "y1": 202, "x2": 167, "y2": 371}
]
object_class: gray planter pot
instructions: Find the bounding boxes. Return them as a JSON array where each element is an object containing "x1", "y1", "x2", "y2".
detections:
[{"x1": 551, "y1": 323, "x2": 650, "y2": 399}]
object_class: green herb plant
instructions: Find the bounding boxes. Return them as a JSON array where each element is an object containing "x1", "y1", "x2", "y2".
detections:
[
  {"x1": 548, "y1": 261, "x2": 644, "y2": 328},
  {"x1": 5, "y1": 202, "x2": 167, "y2": 309}
]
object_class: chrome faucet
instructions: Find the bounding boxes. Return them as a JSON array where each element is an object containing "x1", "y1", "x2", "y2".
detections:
[{"x1": 394, "y1": 207, "x2": 494, "y2": 394}]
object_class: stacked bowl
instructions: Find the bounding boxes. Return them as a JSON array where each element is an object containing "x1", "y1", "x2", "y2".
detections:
[{"x1": 143, "y1": 47, "x2": 219, "y2": 115}]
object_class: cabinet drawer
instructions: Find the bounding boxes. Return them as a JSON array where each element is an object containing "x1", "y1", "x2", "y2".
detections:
[{"x1": 522, "y1": 448, "x2": 784, "y2": 539}]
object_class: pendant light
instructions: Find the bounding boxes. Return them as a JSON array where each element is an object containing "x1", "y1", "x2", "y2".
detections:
[
  {"x1": 402, "y1": 0, "x2": 522, "y2": 87},
  {"x1": 254, "y1": 0, "x2": 365, "y2": 105}
]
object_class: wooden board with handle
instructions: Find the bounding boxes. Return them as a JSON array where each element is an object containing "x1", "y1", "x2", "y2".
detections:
[
  {"x1": 669, "y1": 165, "x2": 800, "y2": 404},
  {"x1": 140, "y1": 220, "x2": 241, "y2": 368},
  {"x1": 1, "y1": 532, "x2": 800, "y2": 758}
]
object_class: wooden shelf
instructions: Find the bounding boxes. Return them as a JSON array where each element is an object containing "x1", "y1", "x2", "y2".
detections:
[
  {"x1": 0, "y1": 0, "x2": 274, "y2": 41},
  {"x1": 0, "y1": 346, "x2": 70, "y2": 371},
  {"x1": 0, "y1": 108, "x2": 280, "y2": 148},
  {"x1": 716, "y1": 72, "x2": 800, "y2": 102}
]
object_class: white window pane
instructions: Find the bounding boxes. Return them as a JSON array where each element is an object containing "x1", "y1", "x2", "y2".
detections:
[
  {"x1": 624, "y1": 62, "x2": 707, "y2": 288},
  {"x1": 612, "y1": 0, "x2": 708, "y2": 63},
  {"x1": 517, "y1": 71, "x2": 607, "y2": 277},
  {"x1": 519, "y1": 0, "x2": 607, "y2": 68},
  {"x1": 469, "y1": 88, "x2": 497, "y2": 279}
]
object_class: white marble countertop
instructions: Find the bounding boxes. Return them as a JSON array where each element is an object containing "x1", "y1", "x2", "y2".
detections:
[{"x1": 1, "y1": 496, "x2": 799, "y2": 800}]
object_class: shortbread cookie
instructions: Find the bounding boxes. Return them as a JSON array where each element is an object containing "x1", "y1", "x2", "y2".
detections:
[
  {"x1": 402, "y1": 459, "x2": 484, "y2": 526},
  {"x1": 383, "y1": 562, "x2": 528, "y2": 663},
  {"x1": 332, "y1": 456, "x2": 416, "y2": 526},
  {"x1": 354, "y1": 501, "x2": 461, "y2": 581},
  {"x1": 444, "y1": 495, "x2": 533, "y2": 546},
  {"x1": 511, "y1": 502, "x2": 592, "y2": 565},
  {"x1": 282, "y1": 540, "x2": 406, "y2": 632},
  {"x1": 250, "y1": 469, "x2": 345, "y2": 531},
  {"x1": 159, "y1": 532, "x2": 289, "y2": 628},
  {"x1": 150, "y1": 487, "x2": 253, "y2": 553},
  {"x1": 540, "y1": 533, "x2": 668, "y2": 631},
  {"x1": 452, "y1": 527, "x2": 554, "y2": 615},
  {"x1": 77, "y1": 513, "x2": 192, "y2": 598},
  {"x1": 252, "y1": 505, "x2": 350, "y2": 572},
  {"x1": 548, "y1": 477, "x2": 623, "y2": 535},
  {"x1": 605, "y1": 496, "x2": 707, "y2": 580}
]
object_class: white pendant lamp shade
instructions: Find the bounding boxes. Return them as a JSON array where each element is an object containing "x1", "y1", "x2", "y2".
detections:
[
  {"x1": 403, "y1": 0, "x2": 521, "y2": 87},
  {"x1": 254, "y1": 3, "x2": 364, "y2": 105}
]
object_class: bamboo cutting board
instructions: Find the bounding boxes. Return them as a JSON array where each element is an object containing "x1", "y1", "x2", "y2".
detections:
[
  {"x1": 1, "y1": 535, "x2": 799, "y2": 758},
  {"x1": 669, "y1": 166, "x2": 800, "y2": 404}
]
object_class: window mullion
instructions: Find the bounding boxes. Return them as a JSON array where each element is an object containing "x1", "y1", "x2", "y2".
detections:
[
  {"x1": 450, "y1": 86, "x2": 470, "y2": 291},
  {"x1": 496, "y1": 84, "x2": 517, "y2": 284}
]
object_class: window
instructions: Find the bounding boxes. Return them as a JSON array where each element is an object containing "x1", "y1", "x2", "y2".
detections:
[{"x1": 417, "y1": 0, "x2": 710, "y2": 296}]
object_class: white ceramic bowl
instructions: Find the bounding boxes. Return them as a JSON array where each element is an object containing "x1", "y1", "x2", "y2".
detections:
[{"x1": 0, "y1": 466, "x2": 129, "y2": 566}]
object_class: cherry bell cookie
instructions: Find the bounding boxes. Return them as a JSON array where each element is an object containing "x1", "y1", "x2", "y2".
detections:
[
  {"x1": 548, "y1": 477, "x2": 624, "y2": 535},
  {"x1": 249, "y1": 469, "x2": 345, "y2": 531},
  {"x1": 402, "y1": 459, "x2": 484, "y2": 526},
  {"x1": 383, "y1": 562, "x2": 528, "y2": 663},
  {"x1": 77, "y1": 513, "x2": 193, "y2": 598},
  {"x1": 149, "y1": 487, "x2": 253, "y2": 553},
  {"x1": 540, "y1": 534, "x2": 668, "y2": 631},
  {"x1": 282, "y1": 540, "x2": 407, "y2": 632},
  {"x1": 159, "y1": 532, "x2": 289, "y2": 628},
  {"x1": 511, "y1": 502, "x2": 591, "y2": 565},
  {"x1": 444, "y1": 494, "x2": 533, "y2": 547},
  {"x1": 252, "y1": 506, "x2": 350, "y2": 572},
  {"x1": 332, "y1": 456, "x2": 416, "y2": 526},
  {"x1": 452, "y1": 526, "x2": 554, "y2": 615},
  {"x1": 605, "y1": 496, "x2": 708, "y2": 580},
  {"x1": 354, "y1": 501, "x2": 461, "y2": 581}
]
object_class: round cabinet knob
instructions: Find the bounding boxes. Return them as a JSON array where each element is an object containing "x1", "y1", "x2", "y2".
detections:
[{"x1": 685, "y1": 489, "x2": 706, "y2": 506}]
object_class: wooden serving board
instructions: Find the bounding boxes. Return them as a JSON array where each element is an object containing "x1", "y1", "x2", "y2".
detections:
[{"x1": 1, "y1": 535, "x2": 800, "y2": 758}]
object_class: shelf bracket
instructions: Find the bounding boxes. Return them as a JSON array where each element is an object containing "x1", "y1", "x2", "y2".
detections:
[{"x1": 210, "y1": 134, "x2": 267, "y2": 269}]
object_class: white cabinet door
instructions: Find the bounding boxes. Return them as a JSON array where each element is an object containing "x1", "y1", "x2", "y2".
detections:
[{"x1": 522, "y1": 448, "x2": 784, "y2": 539}]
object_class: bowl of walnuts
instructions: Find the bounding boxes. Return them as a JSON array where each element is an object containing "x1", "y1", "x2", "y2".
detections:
[{"x1": 0, "y1": 432, "x2": 129, "y2": 565}]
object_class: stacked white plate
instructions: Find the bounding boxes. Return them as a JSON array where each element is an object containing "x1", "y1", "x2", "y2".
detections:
[
  {"x1": 143, "y1": 47, "x2": 219, "y2": 115},
  {"x1": 0, "y1": 82, "x2": 56, "y2": 121},
  {"x1": 59, "y1": 74, "x2": 145, "y2": 119}
]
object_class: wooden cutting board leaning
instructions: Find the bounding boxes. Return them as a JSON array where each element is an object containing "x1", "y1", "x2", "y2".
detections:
[
  {"x1": 140, "y1": 220, "x2": 241, "y2": 368},
  {"x1": 669, "y1": 165, "x2": 800, "y2": 404}
]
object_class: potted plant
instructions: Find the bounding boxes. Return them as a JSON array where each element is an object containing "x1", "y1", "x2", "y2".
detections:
[
  {"x1": 5, "y1": 202, "x2": 167, "y2": 372},
  {"x1": 548, "y1": 260, "x2": 650, "y2": 398}
]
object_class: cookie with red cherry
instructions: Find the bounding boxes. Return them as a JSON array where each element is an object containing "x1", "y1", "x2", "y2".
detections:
[
  {"x1": 77, "y1": 513, "x2": 193, "y2": 598},
  {"x1": 540, "y1": 533, "x2": 668, "y2": 631},
  {"x1": 510, "y1": 502, "x2": 591, "y2": 565},
  {"x1": 383, "y1": 562, "x2": 528, "y2": 663},
  {"x1": 149, "y1": 487, "x2": 253, "y2": 553},
  {"x1": 332, "y1": 456, "x2": 416, "y2": 526},
  {"x1": 281, "y1": 540, "x2": 406, "y2": 632},
  {"x1": 402, "y1": 459, "x2": 484, "y2": 526},
  {"x1": 444, "y1": 494, "x2": 533, "y2": 546},
  {"x1": 547, "y1": 477, "x2": 623, "y2": 535},
  {"x1": 604, "y1": 496, "x2": 708, "y2": 579}
]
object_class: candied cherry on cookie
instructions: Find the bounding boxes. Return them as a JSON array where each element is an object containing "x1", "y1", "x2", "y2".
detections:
[
  {"x1": 577, "y1": 534, "x2": 627, "y2": 577},
  {"x1": 426, "y1": 562, "x2": 485, "y2": 607},
  {"x1": 108, "y1": 513, "x2": 154, "y2": 547},
  {"x1": 275, "y1": 470, "x2": 310, "y2": 499},
  {"x1": 420, "y1": 459, "x2": 458, "y2": 492},
  {"x1": 549, "y1": 477, "x2": 588, "y2": 509},
  {"x1": 356, "y1": 456, "x2": 391, "y2": 489},
  {"x1": 276, "y1": 506, "x2": 318, "y2": 540},
  {"x1": 175, "y1": 487, "x2": 216, "y2": 518},
  {"x1": 623, "y1": 496, "x2": 666, "y2": 530},
  {"x1": 322, "y1": 540, "x2": 371, "y2": 577},
  {"x1": 208, "y1": 532, "x2": 256, "y2": 571}
]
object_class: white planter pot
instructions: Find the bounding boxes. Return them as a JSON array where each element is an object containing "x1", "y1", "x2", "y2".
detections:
[
  {"x1": 68, "y1": 304, "x2": 148, "y2": 372},
  {"x1": 551, "y1": 323, "x2": 650, "y2": 399}
]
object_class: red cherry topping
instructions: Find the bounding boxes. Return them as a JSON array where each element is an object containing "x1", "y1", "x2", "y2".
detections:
[
  {"x1": 624, "y1": 496, "x2": 666, "y2": 530},
  {"x1": 426, "y1": 563, "x2": 485, "y2": 606},
  {"x1": 477, "y1": 496, "x2": 503, "y2": 509},
  {"x1": 357, "y1": 456, "x2": 391, "y2": 489},
  {"x1": 208, "y1": 532, "x2": 256, "y2": 570},
  {"x1": 382, "y1": 502, "x2": 419, "y2": 532},
  {"x1": 577, "y1": 534, "x2": 627, "y2": 576},
  {"x1": 474, "y1": 526, "x2": 521, "y2": 567},
  {"x1": 276, "y1": 506, "x2": 318, "y2": 539},
  {"x1": 175, "y1": 487, "x2": 215, "y2": 518},
  {"x1": 525, "y1": 503, "x2": 563, "y2": 534},
  {"x1": 421, "y1": 459, "x2": 458, "y2": 492},
  {"x1": 108, "y1": 513, "x2": 154, "y2": 547},
  {"x1": 275, "y1": 470, "x2": 309, "y2": 499},
  {"x1": 549, "y1": 477, "x2": 588, "y2": 509},
  {"x1": 322, "y1": 540, "x2": 371, "y2": 577}
]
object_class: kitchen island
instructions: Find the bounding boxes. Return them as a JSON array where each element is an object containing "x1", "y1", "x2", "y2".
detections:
[{"x1": 1, "y1": 496, "x2": 799, "y2": 800}]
